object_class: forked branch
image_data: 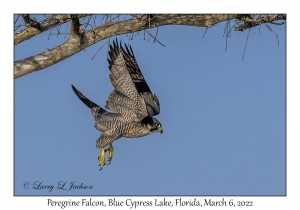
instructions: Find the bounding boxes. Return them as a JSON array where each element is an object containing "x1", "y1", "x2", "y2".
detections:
[{"x1": 14, "y1": 14, "x2": 286, "y2": 79}]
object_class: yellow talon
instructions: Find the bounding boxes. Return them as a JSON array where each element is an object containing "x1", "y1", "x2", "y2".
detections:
[
  {"x1": 98, "y1": 148, "x2": 106, "y2": 170},
  {"x1": 105, "y1": 143, "x2": 114, "y2": 165}
]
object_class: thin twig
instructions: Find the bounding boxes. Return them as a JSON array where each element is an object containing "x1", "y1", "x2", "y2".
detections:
[
  {"x1": 110, "y1": 15, "x2": 121, "y2": 23},
  {"x1": 14, "y1": 24, "x2": 22, "y2": 32},
  {"x1": 92, "y1": 41, "x2": 109, "y2": 60},
  {"x1": 223, "y1": 20, "x2": 229, "y2": 37},
  {"x1": 122, "y1": 14, "x2": 128, "y2": 21},
  {"x1": 105, "y1": 15, "x2": 109, "y2": 24},
  {"x1": 242, "y1": 29, "x2": 251, "y2": 60},
  {"x1": 202, "y1": 27, "x2": 208, "y2": 38},
  {"x1": 92, "y1": 15, "x2": 97, "y2": 29},
  {"x1": 83, "y1": 23, "x2": 94, "y2": 31},
  {"x1": 131, "y1": 32, "x2": 134, "y2": 40},
  {"x1": 154, "y1": 26, "x2": 159, "y2": 43},
  {"x1": 265, "y1": 24, "x2": 279, "y2": 47},
  {"x1": 83, "y1": 15, "x2": 92, "y2": 30},
  {"x1": 145, "y1": 29, "x2": 165, "y2": 47},
  {"x1": 100, "y1": 15, "x2": 105, "y2": 25},
  {"x1": 48, "y1": 28, "x2": 52, "y2": 40},
  {"x1": 223, "y1": 21, "x2": 230, "y2": 51},
  {"x1": 14, "y1": 15, "x2": 21, "y2": 25}
]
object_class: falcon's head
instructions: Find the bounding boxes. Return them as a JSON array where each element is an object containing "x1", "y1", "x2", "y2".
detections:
[{"x1": 141, "y1": 116, "x2": 163, "y2": 134}]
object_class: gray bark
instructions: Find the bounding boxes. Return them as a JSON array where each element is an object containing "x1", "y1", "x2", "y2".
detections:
[{"x1": 14, "y1": 14, "x2": 285, "y2": 79}]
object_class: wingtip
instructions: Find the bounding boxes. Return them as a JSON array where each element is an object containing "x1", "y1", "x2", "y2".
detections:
[{"x1": 71, "y1": 84, "x2": 79, "y2": 94}]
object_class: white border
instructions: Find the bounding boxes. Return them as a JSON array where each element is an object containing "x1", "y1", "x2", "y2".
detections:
[{"x1": 4, "y1": 1, "x2": 296, "y2": 209}]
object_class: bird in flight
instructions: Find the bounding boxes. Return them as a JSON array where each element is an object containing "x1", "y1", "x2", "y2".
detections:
[{"x1": 71, "y1": 39, "x2": 163, "y2": 170}]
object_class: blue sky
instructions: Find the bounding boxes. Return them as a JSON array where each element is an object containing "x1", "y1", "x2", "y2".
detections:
[{"x1": 14, "y1": 15, "x2": 286, "y2": 196}]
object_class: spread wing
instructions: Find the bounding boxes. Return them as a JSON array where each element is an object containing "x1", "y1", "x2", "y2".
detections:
[
  {"x1": 105, "y1": 39, "x2": 160, "y2": 122},
  {"x1": 121, "y1": 42, "x2": 160, "y2": 117}
]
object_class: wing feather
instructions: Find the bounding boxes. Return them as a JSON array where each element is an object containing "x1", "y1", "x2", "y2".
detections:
[
  {"x1": 105, "y1": 39, "x2": 160, "y2": 120},
  {"x1": 121, "y1": 42, "x2": 160, "y2": 116}
]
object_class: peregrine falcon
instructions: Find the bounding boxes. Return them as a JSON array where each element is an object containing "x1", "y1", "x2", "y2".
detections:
[{"x1": 72, "y1": 39, "x2": 163, "y2": 170}]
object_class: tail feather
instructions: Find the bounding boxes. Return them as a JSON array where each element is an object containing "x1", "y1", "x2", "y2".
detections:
[{"x1": 71, "y1": 85, "x2": 106, "y2": 116}]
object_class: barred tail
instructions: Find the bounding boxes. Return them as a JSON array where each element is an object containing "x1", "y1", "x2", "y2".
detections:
[{"x1": 71, "y1": 85, "x2": 106, "y2": 116}]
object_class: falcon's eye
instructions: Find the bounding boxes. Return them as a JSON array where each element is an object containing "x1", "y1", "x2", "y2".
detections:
[{"x1": 156, "y1": 123, "x2": 161, "y2": 127}]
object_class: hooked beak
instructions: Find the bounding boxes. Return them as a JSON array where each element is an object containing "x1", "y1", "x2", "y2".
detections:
[
  {"x1": 158, "y1": 127, "x2": 163, "y2": 134},
  {"x1": 150, "y1": 126, "x2": 163, "y2": 134}
]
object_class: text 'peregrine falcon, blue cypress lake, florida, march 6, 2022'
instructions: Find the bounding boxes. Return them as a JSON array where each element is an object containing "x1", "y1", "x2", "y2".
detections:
[{"x1": 71, "y1": 39, "x2": 163, "y2": 170}]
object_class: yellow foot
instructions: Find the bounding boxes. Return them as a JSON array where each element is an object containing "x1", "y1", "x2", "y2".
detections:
[
  {"x1": 98, "y1": 148, "x2": 106, "y2": 170},
  {"x1": 105, "y1": 143, "x2": 114, "y2": 165}
]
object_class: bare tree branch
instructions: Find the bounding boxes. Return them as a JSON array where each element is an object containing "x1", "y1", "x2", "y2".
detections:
[
  {"x1": 22, "y1": 14, "x2": 45, "y2": 30},
  {"x1": 14, "y1": 14, "x2": 91, "y2": 45},
  {"x1": 14, "y1": 14, "x2": 286, "y2": 79},
  {"x1": 235, "y1": 14, "x2": 286, "y2": 31},
  {"x1": 70, "y1": 15, "x2": 80, "y2": 36}
]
